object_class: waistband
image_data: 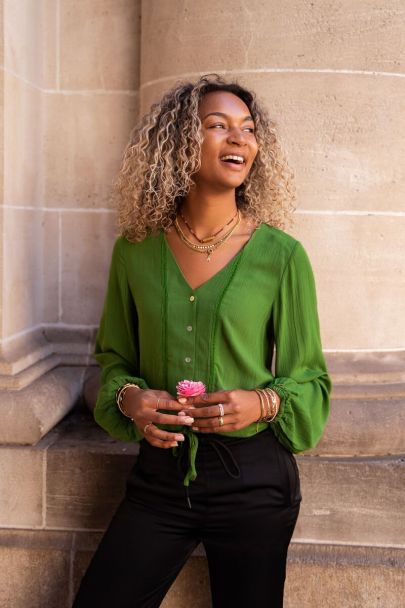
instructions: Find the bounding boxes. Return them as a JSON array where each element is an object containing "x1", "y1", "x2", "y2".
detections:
[{"x1": 173, "y1": 425, "x2": 269, "y2": 487}]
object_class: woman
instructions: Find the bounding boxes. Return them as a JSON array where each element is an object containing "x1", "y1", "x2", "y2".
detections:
[{"x1": 73, "y1": 74, "x2": 331, "y2": 608}]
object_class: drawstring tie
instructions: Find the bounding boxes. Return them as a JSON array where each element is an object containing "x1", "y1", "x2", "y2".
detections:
[
  {"x1": 174, "y1": 429, "x2": 241, "y2": 508},
  {"x1": 204, "y1": 437, "x2": 241, "y2": 479}
]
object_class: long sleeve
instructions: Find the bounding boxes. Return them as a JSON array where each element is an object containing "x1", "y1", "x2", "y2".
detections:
[
  {"x1": 93, "y1": 237, "x2": 148, "y2": 443},
  {"x1": 268, "y1": 241, "x2": 332, "y2": 453}
]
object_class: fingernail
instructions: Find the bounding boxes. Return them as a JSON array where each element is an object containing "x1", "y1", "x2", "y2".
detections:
[
  {"x1": 175, "y1": 434, "x2": 185, "y2": 441},
  {"x1": 178, "y1": 397, "x2": 187, "y2": 404},
  {"x1": 192, "y1": 427, "x2": 199, "y2": 431},
  {"x1": 183, "y1": 417, "x2": 194, "y2": 424}
]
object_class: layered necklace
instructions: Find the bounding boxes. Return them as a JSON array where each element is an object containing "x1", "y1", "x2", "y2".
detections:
[
  {"x1": 179, "y1": 208, "x2": 238, "y2": 243},
  {"x1": 174, "y1": 209, "x2": 241, "y2": 262}
]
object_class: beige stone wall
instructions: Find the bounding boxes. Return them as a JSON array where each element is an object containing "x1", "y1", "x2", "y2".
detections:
[
  {"x1": 2, "y1": 0, "x2": 404, "y2": 390},
  {"x1": 0, "y1": 3, "x2": 404, "y2": 607},
  {"x1": 1, "y1": 0, "x2": 140, "y2": 390},
  {"x1": 141, "y1": 0, "x2": 405, "y2": 353}
]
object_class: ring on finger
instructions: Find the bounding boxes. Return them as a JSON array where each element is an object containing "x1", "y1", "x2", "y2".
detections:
[
  {"x1": 143, "y1": 422, "x2": 153, "y2": 434},
  {"x1": 218, "y1": 403, "x2": 224, "y2": 417},
  {"x1": 156, "y1": 397, "x2": 161, "y2": 410},
  {"x1": 218, "y1": 416, "x2": 224, "y2": 426}
]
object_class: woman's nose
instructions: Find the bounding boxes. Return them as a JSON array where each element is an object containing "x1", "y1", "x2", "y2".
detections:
[{"x1": 227, "y1": 127, "x2": 247, "y2": 145}]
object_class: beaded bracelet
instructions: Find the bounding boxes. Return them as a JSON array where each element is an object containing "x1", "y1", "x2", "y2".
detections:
[{"x1": 115, "y1": 383, "x2": 141, "y2": 421}]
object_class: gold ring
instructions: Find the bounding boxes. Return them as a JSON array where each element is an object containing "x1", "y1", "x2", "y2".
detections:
[
  {"x1": 143, "y1": 422, "x2": 153, "y2": 434},
  {"x1": 218, "y1": 403, "x2": 224, "y2": 417},
  {"x1": 219, "y1": 416, "x2": 224, "y2": 426}
]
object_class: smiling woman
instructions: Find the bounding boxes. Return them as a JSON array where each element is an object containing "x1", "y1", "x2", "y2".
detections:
[{"x1": 73, "y1": 74, "x2": 331, "y2": 608}]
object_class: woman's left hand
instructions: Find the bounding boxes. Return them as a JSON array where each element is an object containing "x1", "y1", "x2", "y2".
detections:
[{"x1": 178, "y1": 389, "x2": 267, "y2": 433}]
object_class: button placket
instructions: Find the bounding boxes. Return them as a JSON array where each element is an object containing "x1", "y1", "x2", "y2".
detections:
[{"x1": 183, "y1": 294, "x2": 197, "y2": 372}]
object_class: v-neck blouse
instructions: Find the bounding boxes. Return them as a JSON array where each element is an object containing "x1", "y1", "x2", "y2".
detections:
[{"x1": 94, "y1": 224, "x2": 331, "y2": 483}]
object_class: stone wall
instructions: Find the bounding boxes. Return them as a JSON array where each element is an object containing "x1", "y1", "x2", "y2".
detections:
[
  {"x1": 1, "y1": 1, "x2": 404, "y2": 606},
  {"x1": 1, "y1": 0, "x2": 140, "y2": 437}
]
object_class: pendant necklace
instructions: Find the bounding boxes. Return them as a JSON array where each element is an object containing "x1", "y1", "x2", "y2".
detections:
[{"x1": 174, "y1": 211, "x2": 241, "y2": 262}]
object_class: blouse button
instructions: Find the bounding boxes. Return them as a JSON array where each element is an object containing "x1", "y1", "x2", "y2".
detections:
[
  {"x1": 186, "y1": 325, "x2": 193, "y2": 332},
  {"x1": 189, "y1": 295, "x2": 195, "y2": 302},
  {"x1": 185, "y1": 357, "x2": 191, "y2": 363}
]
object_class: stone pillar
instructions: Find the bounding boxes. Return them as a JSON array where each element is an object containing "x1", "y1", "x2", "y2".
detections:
[
  {"x1": 0, "y1": 3, "x2": 141, "y2": 606},
  {"x1": 138, "y1": 0, "x2": 405, "y2": 604},
  {"x1": 140, "y1": 0, "x2": 405, "y2": 457},
  {"x1": 0, "y1": 0, "x2": 140, "y2": 443}
]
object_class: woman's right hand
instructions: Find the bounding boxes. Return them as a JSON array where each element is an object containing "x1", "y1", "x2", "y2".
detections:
[{"x1": 122, "y1": 388, "x2": 194, "y2": 448}]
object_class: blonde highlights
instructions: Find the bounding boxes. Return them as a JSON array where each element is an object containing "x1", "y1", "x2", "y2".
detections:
[{"x1": 114, "y1": 74, "x2": 295, "y2": 241}]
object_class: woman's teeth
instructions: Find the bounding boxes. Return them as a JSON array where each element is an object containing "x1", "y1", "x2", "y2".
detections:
[{"x1": 220, "y1": 155, "x2": 244, "y2": 164}]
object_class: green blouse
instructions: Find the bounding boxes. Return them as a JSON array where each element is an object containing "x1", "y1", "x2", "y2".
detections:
[{"x1": 94, "y1": 224, "x2": 332, "y2": 484}]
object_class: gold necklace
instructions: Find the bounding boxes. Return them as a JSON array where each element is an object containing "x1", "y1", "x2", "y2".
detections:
[
  {"x1": 174, "y1": 211, "x2": 241, "y2": 261},
  {"x1": 179, "y1": 208, "x2": 238, "y2": 243}
]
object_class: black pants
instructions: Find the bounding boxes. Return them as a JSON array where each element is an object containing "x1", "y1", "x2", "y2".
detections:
[{"x1": 73, "y1": 427, "x2": 301, "y2": 608}]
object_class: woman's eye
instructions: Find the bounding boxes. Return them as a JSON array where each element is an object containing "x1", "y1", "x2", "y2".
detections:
[
  {"x1": 210, "y1": 124, "x2": 225, "y2": 129},
  {"x1": 244, "y1": 127, "x2": 255, "y2": 133}
]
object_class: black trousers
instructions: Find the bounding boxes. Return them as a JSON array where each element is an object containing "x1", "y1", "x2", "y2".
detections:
[{"x1": 73, "y1": 427, "x2": 301, "y2": 608}]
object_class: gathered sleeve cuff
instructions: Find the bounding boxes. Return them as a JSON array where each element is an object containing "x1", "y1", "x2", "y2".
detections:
[
  {"x1": 267, "y1": 241, "x2": 332, "y2": 453},
  {"x1": 93, "y1": 237, "x2": 148, "y2": 443}
]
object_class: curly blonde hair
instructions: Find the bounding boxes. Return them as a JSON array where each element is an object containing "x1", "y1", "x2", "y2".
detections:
[{"x1": 115, "y1": 74, "x2": 296, "y2": 241}]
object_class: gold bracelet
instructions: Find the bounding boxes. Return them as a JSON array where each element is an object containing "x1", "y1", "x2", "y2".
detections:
[
  {"x1": 116, "y1": 383, "x2": 141, "y2": 420},
  {"x1": 254, "y1": 388, "x2": 280, "y2": 423},
  {"x1": 254, "y1": 389, "x2": 266, "y2": 422},
  {"x1": 263, "y1": 388, "x2": 280, "y2": 422},
  {"x1": 259, "y1": 388, "x2": 272, "y2": 418}
]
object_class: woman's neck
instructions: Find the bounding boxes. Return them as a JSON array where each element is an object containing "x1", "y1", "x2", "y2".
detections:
[{"x1": 181, "y1": 189, "x2": 238, "y2": 238}]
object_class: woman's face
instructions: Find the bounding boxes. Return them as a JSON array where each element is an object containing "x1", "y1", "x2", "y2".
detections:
[{"x1": 193, "y1": 91, "x2": 258, "y2": 191}]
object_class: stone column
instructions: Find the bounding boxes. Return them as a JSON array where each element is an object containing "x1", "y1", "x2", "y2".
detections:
[
  {"x1": 140, "y1": 0, "x2": 405, "y2": 457},
  {"x1": 139, "y1": 0, "x2": 405, "y2": 603},
  {"x1": 0, "y1": 0, "x2": 140, "y2": 443}
]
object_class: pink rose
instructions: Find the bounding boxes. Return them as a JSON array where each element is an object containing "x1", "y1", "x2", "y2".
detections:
[{"x1": 176, "y1": 379, "x2": 206, "y2": 398}]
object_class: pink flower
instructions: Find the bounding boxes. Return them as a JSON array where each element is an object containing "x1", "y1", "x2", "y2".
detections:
[{"x1": 176, "y1": 379, "x2": 206, "y2": 398}]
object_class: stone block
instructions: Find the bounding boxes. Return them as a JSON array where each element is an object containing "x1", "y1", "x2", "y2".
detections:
[
  {"x1": 293, "y1": 456, "x2": 405, "y2": 546},
  {"x1": 42, "y1": 92, "x2": 138, "y2": 208},
  {"x1": 71, "y1": 531, "x2": 103, "y2": 598},
  {"x1": 143, "y1": 70, "x2": 405, "y2": 213},
  {"x1": 312, "y1": 390, "x2": 405, "y2": 457},
  {"x1": 0, "y1": 529, "x2": 72, "y2": 608},
  {"x1": 61, "y1": 212, "x2": 117, "y2": 325},
  {"x1": 43, "y1": 326, "x2": 95, "y2": 357},
  {"x1": 0, "y1": 353, "x2": 61, "y2": 390},
  {"x1": 0, "y1": 447, "x2": 43, "y2": 527},
  {"x1": 162, "y1": 557, "x2": 211, "y2": 608},
  {"x1": 249, "y1": 72, "x2": 405, "y2": 213},
  {"x1": 4, "y1": 0, "x2": 57, "y2": 88},
  {"x1": 289, "y1": 214, "x2": 405, "y2": 350},
  {"x1": 0, "y1": 328, "x2": 54, "y2": 377},
  {"x1": 141, "y1": 72, "x2": 403, "y2": 214},
  {"x1": 3, "y1": 73, "x2": 42, "y2": 206},
  {"x1": 59, "y1": 0, "x2": 141, "y2": 90},
  {"x1": 326, "y1": 351, "x2": 405, "y2": 385},
  {"x1": 46, "y1": 412, "x2": 138, "y2": 529},
  {"x1": 2, "y1": 208, "x2": 44, "y2": 336},
  {"x1": 42, "y1": 211, "x2": 60, "y2": 323},
  {"x1": 141, "y1": 1, "x2": 405, "y2": 82},
  {"x1": 0, "y1": 366, "x2": 85, "y2": 444},
  {"x1": 285, "y1": 543, "x2": 405, "y2": 608},
  {"x1": 72, "y1": 540, "x2": 405, "y2": 608}
]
